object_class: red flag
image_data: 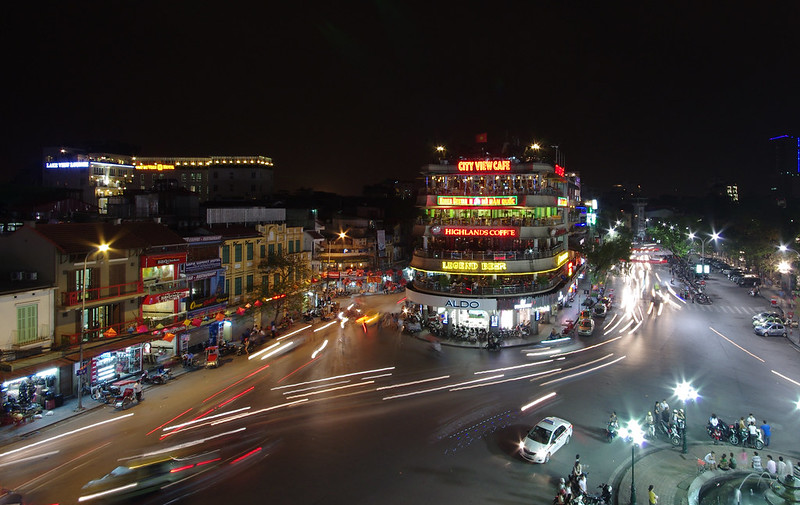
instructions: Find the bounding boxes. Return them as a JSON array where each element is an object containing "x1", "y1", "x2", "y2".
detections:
[{"x1": 475, "y1": 132, "x2": 488, "y2": 143}]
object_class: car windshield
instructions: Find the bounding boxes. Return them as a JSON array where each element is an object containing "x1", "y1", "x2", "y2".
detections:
[
  {"x1": 527, "y1": 425, "x2": 552, "y2": 444},
  {"x1": 580, "y1": 321, "x2": 592, "y2": 328}
]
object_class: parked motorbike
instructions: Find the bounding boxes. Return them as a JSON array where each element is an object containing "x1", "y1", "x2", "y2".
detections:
[
  {"x1": 113, "y1": 380, "x2": 143, "y2": 410},
  {"x1": 656, "y1": 420, "x2": 682, "y2": 446},
  {"x1": 141, "y1": 367, "x2": 172, "y2": 385},
  {"x1": 582, "y1": 484, "x2": 613, "y2": 505},
  {"x1": 729, "y1": 426, "x2": 765, "y2": 449},
  {"x1": 696, "y1": 293, "x2": 712, "y2": 305},
  {"x1": 706, "y1": 421, "x2": 733, "y2": 444}
]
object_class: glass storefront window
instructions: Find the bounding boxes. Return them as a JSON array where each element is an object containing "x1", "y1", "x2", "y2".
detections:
[{"x1": 142, "y1": 264, "x2": 175, "y2": 283}]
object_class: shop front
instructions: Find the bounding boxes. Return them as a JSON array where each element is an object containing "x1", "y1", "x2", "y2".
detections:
[
  {"x1": 141, "y1": 253, "x2": 187, "y2": 325},
  {"x1": 86, "y1": 344, "x2": 144, "y2": 385},
  {"x1": 1, "y1": 367, "x2": 62, "y2": 410}
]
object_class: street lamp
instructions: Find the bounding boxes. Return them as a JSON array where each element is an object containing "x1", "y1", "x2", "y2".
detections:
[
  {"x1": 618, "y1": 419, "x2": 646, "y2": 505},
  {"x1": 326, "y1": 232, "x2": 348, "y2": 285},
  {"x1": 674, "y1": 381, "x2": 698, "y2": 454},
  {"x1": 435, "y1": 145, "x2": 446, "y2": 161},
  {"x1": 76, "y1": 243, "x2": 109, "y2": 411},
  {"x1": 688, "y1": 232, "x2": 720, "y2": 263}
]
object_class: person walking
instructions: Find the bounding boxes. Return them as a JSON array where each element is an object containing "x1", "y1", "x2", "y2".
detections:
[
  {"x1": 760, "y1": 420, "x2": 771, "y2": 447},
  {"x1": 648, "y1": 485, "x2": 658, "y2": 505}
]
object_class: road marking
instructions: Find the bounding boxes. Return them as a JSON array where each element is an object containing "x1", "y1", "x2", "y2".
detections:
[
  {"x1": 15, "y1": 442, "x2": 111, "y2": 491},
  {"x1": 770, "y1": 369, "x2": 800, "y2": 387},
  {"x1": 708, "y1": 327, "x2": 765, "y2": 362}
]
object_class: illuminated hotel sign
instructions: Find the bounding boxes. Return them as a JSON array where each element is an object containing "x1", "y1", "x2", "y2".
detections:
[
  {"x1": 441, "y1": 261, "x2": 507, "y2": 272},
  {"x1": 554, "y1": 164, "x2": 565, "y2": 176},
  {"x1": 136, "y1": 163, "x2": 175, "y2": 171},
  {"x1": 436, "y1": 196, "x2": 517, "y2": 207},
  {"x1": 556, "y1": 251, "x2": 569, "y2": 267},
  {"x1": 457, "y1": 160, "x2": 511, "y2": 172},
  {"x1": 557, "y1": 197, "x2": 568, "y2": 206},
  {"x1": 45, "y1": 161, "x2": 89, "y2": 169},
  {"x1": 437, "y1": 226, "x2": 518, "y2": 238}
]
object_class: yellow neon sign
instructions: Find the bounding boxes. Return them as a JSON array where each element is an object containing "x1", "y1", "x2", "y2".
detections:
[
  {"x1": 441, "y1": 261, "x2": 507, "y2": 272},
  {"x1": 136, "y1": 163, "x2": 175, "y2": 171},
  {"x1": 556, "y1": 252, "x2": 569, "y2": 266}
]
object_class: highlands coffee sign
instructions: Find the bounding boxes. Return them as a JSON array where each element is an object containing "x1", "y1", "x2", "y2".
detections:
[{"x1": 433, "y1": 226, "x2": 518, "y2": 238}]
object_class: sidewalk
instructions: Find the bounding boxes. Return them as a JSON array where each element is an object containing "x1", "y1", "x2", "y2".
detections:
[
  {"x1": 611, "y1": 442, "x2": 800, "y2": 505},
  {"x1": 756, "y1": 282, "x2": 800, "y2": 349}
]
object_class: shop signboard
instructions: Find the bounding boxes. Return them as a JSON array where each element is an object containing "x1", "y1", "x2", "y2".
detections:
[
  {"x1": 436, "y1": 195, "x2": 517, "y2": 207},
  {"x1": 142, "y1": 254, "x2": 187, "y2": 267},
  {"x1": 434, "y1": 226, "x2": 518, "y2": 238},
  {"x1": 187, "y1": 294, "x2": 229, "y2": 311},
  {"x1": 143, "y1": 290, "x2": 190, "y2": 305},
  {"x1": 456, "y1": 160, "x2": 511, "y2": 172},
  {"x1": 441, "y1": 260, "x2": 507, "y2": 273},
  {"x1": 185, "y1": 258, "x2": 222, "y2": 274},
  {"x1": 405, "y1": 289, "x2": 497, "y2": 311}
]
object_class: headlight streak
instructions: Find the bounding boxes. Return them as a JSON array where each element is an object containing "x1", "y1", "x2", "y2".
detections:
[
  {"x1": 0, "y1": 413, "x2": 134, "y2": 460},
  {"x1": 657, "y1": 302, "x2": 664, "y2": 316},
  {"x1": 217, "y1": 386, "x2": 255, "y2": 408},
  {"x1": 628, "y1": 318, "x2": 644, "y2": 334},
  {"x1": 361, "y1": 373, "x2": 393, "y2": 380},
  {"x1": 533, "y1": 353, "x2": 616, "y2": 381},
  {"x1": 521, "y1": 392, "x2": 557, "y2": 411},
  {"x1": 708, "y1": 327, "x2": 765, "y2": 362},
  {"x1": 375, "y1": 375, "x2": 450, "y2": 390},
  {"x1": 604, "y1": 314, "x2": 627, "y2": 334},
  {"x1": 260, "y1": 341, "x2": 295, "y2": 360},
  {"x1": 209, "y1": 399, "x2": 309, "y2": 426},
  {"x1": 0, "y1": 450, "x2": 59, "y2": 468},
  {"x1": 770, "y1": 369, "x2": 800, "y2": 387},
  {"x1": 146, "y1": 408, "x2": 194, "y2": 436},
  {"x1": 618, "y1": 318, "x2": 635, "y2": 333},
  {"x1": 271, "y1": 366, "x2": 395, "y2": 390},
  {"x1": 603, "y1": 314, "x2": 618, "y2": 329},
  {"x1": 473, "y1": 361, "x2": 554, "y2": 375},
  {"x1": 202, "y1": 363, "x2": 270, "y2": 403},
  {"x1": 285, "y1": 381, "x2": 375, "y2": 400},
  {"x1": 277, "y1": 324, "x2": 312, "y2": 341},
  {"x1": 122, "y1": 428, "x2": 247, "y2": 460},
  {"x1": 539, "y1": 355, "x2": 627, "y2": 386},
  {"x1": 550, "y1": 336, "x2": 622, "y2": 358},
  {"x1": 311, "y1": 339, "x2": 328, "y2": 359},
  {"x1": 163, "y1": 407, "x2": 252, "y2": 431},
  {"x1": 313, "y1": 321, "x2": 338, "y2": 332},
  {"x1": 282, "y1": 380, "x2": 351, "y2": 395},
  {"x1": 78, "y1": 482, "x2": 138, "y2": 502},
  {"x1": 248, "y1": 341, "x2": 282, "y2": 360},
  {"x1": 15, "y1": 442, "x2": 112, "y2": 492},
  {"x1": 521, "y1": 346, "x2": 551, "y2": 354},
  {"x1": 451, "y1": 369, "x2": 558, "y2": 391},
  {"x1": 381, "y1": 374, "x2": 504, "y2": 401}
]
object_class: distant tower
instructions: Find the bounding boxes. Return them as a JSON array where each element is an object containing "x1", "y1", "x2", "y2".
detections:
[
  {"x1": 632, "y1": 198, "x2": 648, "y2": 240},
  {"x1": 770, "y1": 135, "x2": 800, "y2": 176}
]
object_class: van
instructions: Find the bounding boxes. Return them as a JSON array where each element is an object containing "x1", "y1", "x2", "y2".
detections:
[{"x1": 738, "y1": 275, "x2": 761, "y2": 287}]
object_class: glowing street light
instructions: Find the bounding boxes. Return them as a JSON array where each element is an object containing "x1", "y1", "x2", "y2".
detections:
[
  {"x1": 674, "y1": 381, "x2": 698, "y2": 454},
  {"x1": 77, "y1": 243, "x2": 110, "y2": 411},
  {"x1": 619, "y1": 419, "x2": 646, "y2": 505}
]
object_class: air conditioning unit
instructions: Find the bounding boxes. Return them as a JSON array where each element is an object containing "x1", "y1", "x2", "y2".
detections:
[{"x1": 10, "y1": 271, "x2": 24, "y2": 281}]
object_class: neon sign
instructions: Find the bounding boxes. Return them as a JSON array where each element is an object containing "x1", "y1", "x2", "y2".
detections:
[
  {"x1": 556, "y1": 251, "x2": 569, "y2": 266},
  {"x1": 554, "y1": 164, "x2": 565, "y2": 176},
  {"x1": 441, "y1": 261, "x2": 507, "y2": 272},
  {"x1": 136, "y1": 163, "x2": 175, "y2": 171},
  {"x1": 439, "y1": 227, "x2": 518, "y2": 238},
  {"x1": 45, "y1": 161, "x2": 89, "y2": 169},
  {"x1": 436, "y1": 196, "x2": 518, "y2": 206},
  {"x1": 457, "y1": 160, "x2": 511, "y2": 172},
  {"x1": 557, "y1": 197, "x2": 568, "y2": 206}
]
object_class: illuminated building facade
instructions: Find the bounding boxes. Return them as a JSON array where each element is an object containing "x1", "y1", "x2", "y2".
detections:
[
  {"x1": 406, "y1": 157, "x2": 583, "y2": 335},
  {"x1": 132, "y1": 156, "x2": 274, "y2": 201}
]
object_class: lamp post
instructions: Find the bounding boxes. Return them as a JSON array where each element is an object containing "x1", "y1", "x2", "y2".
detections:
[
  {"x1": 326, "y1": 232, "x2": 347, "y2": 290},
  {"x1": 619, "y1": 420, "x2": 646, "y2": 505},
  {"x1": 688, "y1": 232, "x2": 721, "y2": 264},
  {"x1": 435, "y1": 145, "x2": 446, "y2": 162},
  {"x1": 778, "y1": 245, "x2": 800, "y2": 295},
  {"x1": 674, "y1": 381, "x2": 698, "y2": 454},
  {"x1": 76, "y1": 243, "x2": 109, "y2": 411}
]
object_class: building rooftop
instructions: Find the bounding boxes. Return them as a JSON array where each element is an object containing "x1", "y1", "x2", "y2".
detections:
[{"x1": 27, "y1": 221, "x2": 186, "y2": 254}]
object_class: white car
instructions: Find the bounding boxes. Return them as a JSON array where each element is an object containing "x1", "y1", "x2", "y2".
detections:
[
  {"x1": 520, "y1": 417, "x2": 573, "y2": 463},
  {"x1": 577, "y1": 318, "x2": 595, "y2": 336}
]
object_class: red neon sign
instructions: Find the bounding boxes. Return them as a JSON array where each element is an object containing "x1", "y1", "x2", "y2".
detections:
[
  {"x1": 457, "y1": 160, "x2": 511, "y2": 172},
  {"x1": 439, "y1": 227, "x2": 518, "y2": 238},
  {"x1": 554, "y1": 164, "x2": 565, "y2": 177}
]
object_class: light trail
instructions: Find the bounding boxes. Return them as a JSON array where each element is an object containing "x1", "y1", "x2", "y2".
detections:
[
  {"x1": 521, "y1": 346, "x2": 552, "y2": 354},
  {"x1": 311, "y1": 339, "x2": 328, "y2": 358},
  {"x1": 382, "y1": 374, "x2": 504, "y2": 401},
  {"x1": 277, "y1": 324, "x2": 312, "y2": 341},
  {"x1": 314, "y1": 321, "x2": 337, "y2": 332},
  {"x1": 260, "y1": 341, "x2": 295, "y2": 360},
  {"x1": 362, "y1": 373, "x2": 393, "y2": 380},
  {"x1": 474, "y1": 361, "x2": 554, "y2": 374},
  {"x1": 521, "y1": 392, "x2": 557, "y2": 411},
  {"x1": 550, "y1": 336, "x2": 622, "y2": 358},
  {"x1": 248, "y1": 341, "x2": 282, "y2": 360},
  {"x1": 275, "y1": 356, "x2": 320, "y2": 384},
  {"x1": 210, "y1": 399, "x2": 308, "y2": 426},
  {"x1": 603, "y1": 314, "x2": 618, "y2": 329},
  {"x1": 604, "y1": 314, "x2": 628, "y2": 334},
  {"x1": 202, "y1": 363, "x2": 270, "y2": 403},
  {"x1": 618, "y1": 318, "x2": 635, "y2": 333},
  {"x1": 283, "y1": 380, "x2": 351, "y2": 395},
  {"x1": 272, "y1": 366, "x2": 395, "y2": 390},
  {"x1": 534, "y1": 353, "x2": 615, "y2": 381},
  {"x1": 709, "y1": 327, "x2": 765, "y2": 362},
  {"x1": 285, "y1": 381, "x2": 375, "y2": 400},
  {"x1": 217, "y1": 386, "x2": 255, "y2": 408},
  {"x1": 376, "y1": 375, "x2": 450, "y2": 390},
  {"x1": 628, "y1": 318, "x2": 644, "y2": 334},
  {"x1": 0, "y1": 413, "x2": 134, "y2": 460},
  {"x1": 122, "y1": 428, "x2": 246, "y2": 460},
  {"x1": 770, "y1": 369, "x2": 800, "y2": 387},
  {"x1": 163, "y1": 407, "x2": 251, "y2": 431},
  {"x1": 539, "y1": 355, "x2": 627, "y2": 386},
  {"x1": 146, "y1": 407, "x2": 194, "y2": 436},
  {"x1": 79, "y1": 482, "x2": 138, "y2": 502},
  {"x1": 0, "y1": 450, "x2": 59, "y2": 468},
  {"x1": 15, "y1": 442, "x2": 111, "y2": 491},
  {"x1": 452, "y1": 369, "x2": 559, "y2": 391}
]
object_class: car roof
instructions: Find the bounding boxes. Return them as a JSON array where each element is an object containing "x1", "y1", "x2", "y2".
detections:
[{"x1": 537, "y1": 416, "x2": 570, "y2": 427}]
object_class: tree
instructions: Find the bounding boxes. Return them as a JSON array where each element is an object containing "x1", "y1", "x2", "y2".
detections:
[
  {"x1": 580, "y1": 228, "x2": 633, "y2": 283},
  {"x1": 258, "y1": 250, "x2": 312, "y2": 323}
]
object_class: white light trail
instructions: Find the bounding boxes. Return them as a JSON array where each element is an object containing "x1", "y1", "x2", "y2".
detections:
[
  {"x1": 474, "y1": 361, "x2": 554, "y2": 374},
  {"x1": 521, "y1": 392, "x2": 557, "y2": 412},
  {"x1": 0, "y1": 450, "x2": 59, "y2": 468},
  {"x1": 285, "y1": 381, "x2": 374, "y2": 400},
  {"x1": 261, "y1": 341, "x2": 295, "y2": 360},
  {"x1": 311, "y1": 339, "x2": 328, "y2": 358},
  {"x1": 603, "y1": 314, "x2": 618, "y2": 330},
  {"x1": 277, "y1": 324, "x2": 312, "y2": 341},
  {"x1": 628, "y1": 318, "x2": 644, "y2": 334},
  {"x1": 0, "y1": 413, "x2": 134, "y2": 460},
  {"x1": 382, "y1": 374, "x2": 504, "y2": 401},
  {"x1": 770, "y1": 369, "x2": 800, "y2": 387},
  {"x1": 376, "y1": 375, "x2": 450, "y2": 390},
  {"x1": 283, "y1": 380, "x2": 350, "y2": 395},
  {"x1": 210, "y1": 399, "x2": 308, "y2": 426},
  {"x1": 272, "y1": 366, "x2": 395, "y2": 390},
  {"x1": 314, "y1": 321, "x2": 337, "y2": 332},
  {"x1": 551, "y1": 336, "x2": 622, "y2": 358},
  {"x1": 163, "y1": 407, "x2": 251, "y2": 431},
  {"x1": 362, "y1": 373, "x2": 392, "y2": 380},
  {"x1": 249, "y1": 341, "x2": 282, "y2": 360},
  {"x1": 452, "y1": 369, "x2": 559, "y2": 391},
  {"x1": 79, "y1": 483, "x2": 138, "y2": 502},
  {"x1": 122, "y1": 428, "x2": 246, "y2": 460},
  {"x1": 540, "y1": 355, "x2": 626, "y2": 386}
]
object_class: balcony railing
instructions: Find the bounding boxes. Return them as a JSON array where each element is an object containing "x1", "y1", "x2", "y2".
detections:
[
  {"x1": 61, "y1": 281, "x2": 143, "y2": 307},
  {"x1": 58, "y1": 317, "x2": 144, "y2": 349},
  {"x1": 410, "y1": 275, "x2": 563, "y2": 297},
  {"x1": 413, "y1": 243, "x2": 565, "y2": 262},
  {"x1": 417, "y1": 216, "x2": 565, "y2": 227},
  {"x1": 11, "y1": 325, "x2": 52, "y2": 348},
  {"x1": 420, "y1": 186, "x2": 562, "y2": 197}
]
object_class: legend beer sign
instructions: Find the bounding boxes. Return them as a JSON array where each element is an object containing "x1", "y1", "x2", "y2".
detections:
[
  {"x1": 457, "y1": 160, "x2": 511, "y2": 172},
  {"x1": 436, "y1": 195, "x2": 518, "y2": 207},
  {"x1": 441, "y1": 260, "x2": 507, "y2": 272}
]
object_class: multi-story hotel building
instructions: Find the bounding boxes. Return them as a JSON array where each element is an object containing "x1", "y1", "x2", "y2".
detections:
[{"x1": 406, "y1": 157, "x2": 583, "y2": 335}]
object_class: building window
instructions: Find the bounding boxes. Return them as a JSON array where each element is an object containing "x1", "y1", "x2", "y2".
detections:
[
  {"x1": 251, "y1": 172, "x2": 256, "y2": 179},
  {"x1": 278, "y1": 243, "x2": 282, "y2": 255},
  {"x1": 273, "y1": 273, "x2": 280, "y2": 287},
  {"x1": 246, "y1": 274, "x2": 253, "y2": 292},
  {"x1": 235, "y1": 277, "x2": 242, "y2": 295},
  {"x1": 221, "y1": 245, "x2": 230, "y2": 264},
  {"x1": 225, "y1": 279, "x2": 230, "y2": 294},
  {"x1": 268, "y1": 244, "x2": 275, "y2": 256},
  {"x1": 246, "y1": 243, "x2": 254, "y2": 261},
  {"x1": 213, "y1": 184, "x2": 218, "y2": 192},
  {"x1": 260, "y1": 245, "x2": 266, "y2": 258},
  {"x1": 16, "y1": 304, "x2": 38, "y2": 345},
  {"x1": 288, "y1": 241, "x2": 294, "y2": 253},
  {"x1": 234, "y1": 244, "x2": 242, "y2": 262},
  {"x1": 295, "y1": 239, "x2": 301, "y2": 252},
  {"x1": 229, "y1": 172, "x2": 234, "y2": 180}
]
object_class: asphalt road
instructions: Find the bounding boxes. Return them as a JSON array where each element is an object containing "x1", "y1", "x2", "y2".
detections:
[{"x1": 1, "y1": 263, "x2": 798, "y2": 505}]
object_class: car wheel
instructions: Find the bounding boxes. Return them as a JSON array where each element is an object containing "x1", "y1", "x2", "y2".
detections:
[
  {"x1": 782, "y1": 332, "x2": 787, "y2": 338},
  {"x1": 565, "y1": 435, "x2": 571, "y2": 445},
  {"x1": 544, "y1": 452, "x2": 550, "y2": 463}
]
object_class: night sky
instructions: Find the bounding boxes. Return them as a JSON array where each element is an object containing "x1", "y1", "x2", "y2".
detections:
[{"x1": 4, "y1": 2, "x2": 800, "y2": 196}]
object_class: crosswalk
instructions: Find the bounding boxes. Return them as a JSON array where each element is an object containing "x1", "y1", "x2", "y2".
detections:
[{"x1": 676, "y1": 303, "x2": 767, "y2": 315}]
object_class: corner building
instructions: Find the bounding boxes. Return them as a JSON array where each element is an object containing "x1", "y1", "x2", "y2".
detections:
[{"x1": 407, "y1": 157, "x2": 583, "y2": 335}]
